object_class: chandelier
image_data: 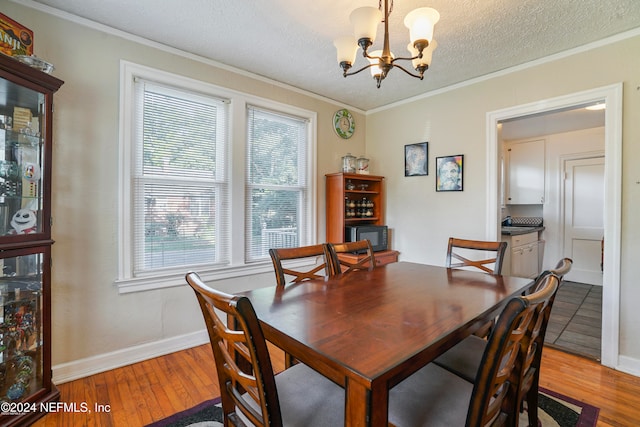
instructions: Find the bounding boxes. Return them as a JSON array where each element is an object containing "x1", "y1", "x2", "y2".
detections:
[{"x1": 333, "y1": 0, "x2": 439, "y2": 88}]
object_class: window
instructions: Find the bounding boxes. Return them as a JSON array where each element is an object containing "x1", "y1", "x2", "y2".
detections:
[
  {"x1": 133, "y1": 81, "x2": 229, "y2": 274},
  {"x1": 118, "y1": 62, "x2": 316, "y2": 293},
  {"x1": 245, "y1": 106, "x2": 311, "y2": 262}
]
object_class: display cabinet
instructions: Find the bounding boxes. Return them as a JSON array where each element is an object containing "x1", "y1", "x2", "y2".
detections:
[
  {"x1": 0, "y1": 53, "x2": 63, "y2": 426},
  {"x1": 325, "y1": 173, "x2": 398, "y2": 266}
]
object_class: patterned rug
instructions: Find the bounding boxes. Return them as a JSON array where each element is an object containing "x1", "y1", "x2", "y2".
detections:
[{"x1": 147, "y1": 388, "x2": 599, "y2": 427}]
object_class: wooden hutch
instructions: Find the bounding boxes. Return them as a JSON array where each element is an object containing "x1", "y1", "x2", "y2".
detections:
[{"x1": 325, "y1": 173, "x2": 398, "y2": 266}]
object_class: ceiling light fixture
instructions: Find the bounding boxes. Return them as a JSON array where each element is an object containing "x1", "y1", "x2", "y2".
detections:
[{"x1": 333, "y1": 0, "x2": 439, "y2": 88}]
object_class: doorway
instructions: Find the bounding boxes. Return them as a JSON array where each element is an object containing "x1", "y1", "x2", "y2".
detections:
[{"x1": 486, "y1": 84, "x2": 622, "y2": 369}]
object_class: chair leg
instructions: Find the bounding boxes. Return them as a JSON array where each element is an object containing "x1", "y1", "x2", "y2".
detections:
[{"x1": 526, "y1": 383, "x2": 541, "y2": 427}]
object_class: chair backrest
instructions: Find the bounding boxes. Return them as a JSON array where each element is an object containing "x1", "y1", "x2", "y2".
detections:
[
  {"x1": 549, "y1": 257, "x2": 573, "y2": 280},
  {"x1": 269, "y1": 244, "x2": 329, "y2": 287},
  {"x1": 185, "y1": 272, "x2": 282, "y2": 427},
  {"x1": 446, "y1": 237, "x2": 508, "y2": 275},
  {"x1": 466, "y1": 271, "x2": 559, "y2": 426},
  {"x1": 326, "y1": 240, "x2": 375, "y2": 275},
  {"x1": 518, "y1": 259, "x2": 571, "y2": 426}
]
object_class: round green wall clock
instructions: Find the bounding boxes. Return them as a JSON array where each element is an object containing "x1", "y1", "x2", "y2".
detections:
[{"x1": 333, "y1": 109, "x2": 355, "y2": 139}]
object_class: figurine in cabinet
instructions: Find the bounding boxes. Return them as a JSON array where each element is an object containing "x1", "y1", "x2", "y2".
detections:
[{"x1": 8, "y1": 208, "x2": 37, "y2": 234}]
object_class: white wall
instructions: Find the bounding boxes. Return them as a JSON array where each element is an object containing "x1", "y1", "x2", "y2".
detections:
[{"x1": 366, "y1": 34, "x2": 640, "y2": 371}]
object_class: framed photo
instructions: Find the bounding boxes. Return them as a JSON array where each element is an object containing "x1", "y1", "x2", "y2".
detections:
[
  {"x1": 436, "y1": 154, "x2": 464, "y2": 191},
  {"x1": 404, "y1": 142, "x2": 428, "y2": 177}
]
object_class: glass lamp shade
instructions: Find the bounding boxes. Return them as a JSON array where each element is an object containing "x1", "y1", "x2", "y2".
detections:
[
  {"x1": 404, "y1": 7, "x2": 440, "y2": 45},
  {"x1": 367, "y1": 50, "x2": 383, "y2": 78},
  {"x1": 408, "y1": 39, "x2": 437, "y2": 68},
  {"x1": 334, "y1": 36, "x2": 358, "y2": 64},
  {"x1": 367, "y1": 50, "x2": 394, "y2": 77},
  {"x1": 350, "y1": 7, "x2": 382, "y2": 42}
]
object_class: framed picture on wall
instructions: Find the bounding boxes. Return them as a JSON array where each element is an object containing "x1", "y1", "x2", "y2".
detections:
[
  {"x1": 436, "y1": 154, "x2": 463, "y2": 191},
  {"x1": 404, "y1": 142, "x2": 428, "y2": 176}
]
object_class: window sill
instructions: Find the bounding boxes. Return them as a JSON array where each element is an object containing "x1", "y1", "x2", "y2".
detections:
[{"x1": 115, "y1": 261, "x2": 276, "y2": 294}]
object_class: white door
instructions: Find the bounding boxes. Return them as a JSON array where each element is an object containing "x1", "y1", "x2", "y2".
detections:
[{"x1": 563, "y1": 157, "x2": 604, "y2": 285}]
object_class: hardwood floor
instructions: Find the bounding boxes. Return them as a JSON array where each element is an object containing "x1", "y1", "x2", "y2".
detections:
[
  {"x1": 546, "y1": 280, "x2": 602, "y2": 360},
  {"x1": 30, "y1": 343, "x2": 640, "y2": 426}
]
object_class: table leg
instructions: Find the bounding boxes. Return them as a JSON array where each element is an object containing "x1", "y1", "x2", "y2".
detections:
[
  {"x1": 345, "y1": 378, "x2": 389, "y2": 427},
  {"x1": 345, "y1": 379, "x2": 369, "y2": 427}
]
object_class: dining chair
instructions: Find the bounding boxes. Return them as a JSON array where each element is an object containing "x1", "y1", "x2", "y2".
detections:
[
  {"x1": 185, "y1": 272, "x2": 345, "y2": 427},
  {"x1": 269, "y1": 244, "x2": 331, "y2": 368},
  {"x1": 387, "y1": 271, "x2": 560, "y2": 427},
  {"x1": 432, "y1": 259, "x2": 571, "y2": 426},
  {"x1": 326, "y1": 239, "x2": 376, "y2": 275},
  {"x1": 446, "y1": 237, "x2": 508, "y2": 275},
  {"x1": 268, "y1": 244, "x2": 330, "y2": 288},
  {"x1": 446, "y1": 237, "x2": 508, "y2": 337}
]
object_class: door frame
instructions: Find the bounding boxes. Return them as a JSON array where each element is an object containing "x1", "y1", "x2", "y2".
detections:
[{"x1": 485, "y1": 83, "x2": 622, "y2": 368}]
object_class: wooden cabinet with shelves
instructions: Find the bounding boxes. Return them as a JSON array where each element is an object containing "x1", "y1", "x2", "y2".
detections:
[
  {"x1": 325, "y1": 173, "x2": 398, "y2": 266},
  {"x1": 0, "y1": 54, "x2": 63, "y2": 426}
]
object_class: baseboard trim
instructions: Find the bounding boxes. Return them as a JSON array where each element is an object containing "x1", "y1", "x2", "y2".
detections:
[
  {"x1": 617, "y1": 355, "x2": 640, "y2": 378},
  {"x1": 52, "y1": 330, "x2": 209, "y2": 384}
]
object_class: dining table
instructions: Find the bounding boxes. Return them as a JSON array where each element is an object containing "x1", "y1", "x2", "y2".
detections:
[{"x1": 236, "y1": 261, "x2": 534, "y2": 427}]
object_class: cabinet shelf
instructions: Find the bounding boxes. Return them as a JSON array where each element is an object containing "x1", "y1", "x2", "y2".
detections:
[{"x1": 346, "y1": 217, "x2": 381, "y2": 223}]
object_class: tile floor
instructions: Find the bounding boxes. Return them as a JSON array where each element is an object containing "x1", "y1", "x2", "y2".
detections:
[{"x1": 545, "y1": 280, "x2": 602, "y2": 360}]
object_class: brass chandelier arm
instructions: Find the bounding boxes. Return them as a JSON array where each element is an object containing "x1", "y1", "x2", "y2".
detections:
[
  {"x1": 341, "y1": 62, "x2": 377, "y2": 78},
  {"x1": 390, "y1": 63, "x2": 425, "y2": 79}
]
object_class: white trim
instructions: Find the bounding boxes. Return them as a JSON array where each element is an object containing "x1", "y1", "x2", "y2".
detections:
[
  {"x1": 617, "y1": 355, "x2": 640, "y2": 378},
  {"x1": 486, "y1": 83, "x2": 623, "y2": 369},
  {"x1": 118, "y1": 61, "x2": 318, "y2": 293},
  {"x1": 52, "y1": 330, "x2": 209, "y2": 384}
]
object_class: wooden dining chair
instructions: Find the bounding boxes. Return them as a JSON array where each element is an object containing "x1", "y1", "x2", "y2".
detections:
[
  {"x1": 387, "y1": 271, "x2": 560, "y2": 427},
  {"x1": 326, "y1": 239, "x2": 376, "y2": 275},
  {"x1": 269, "y1": 244, "x2": 331, "y2": 368},
  {"x1": 432, "y1": 259, "x2": 571, "y2": 427},
  {"x1": 446, "y1": 237, "x2": 508, "y2": 337},
  {"x1": 446, "y1": 237, "x2": 508, "y2": 275},
  {"x1": 269, "y1": 244, "x2": 330, "y2": 288},
  {"x1": 185, "y1": 272, "x2": 345, "y2": 427}
]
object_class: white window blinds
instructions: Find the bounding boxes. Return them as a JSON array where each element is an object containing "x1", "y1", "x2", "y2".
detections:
[
  {"x1": 245, "y1": 105, "x2": 310, "y2": 262},
  {"x1": 132, "y1": 79, "x2": 229, "y2": 274}
]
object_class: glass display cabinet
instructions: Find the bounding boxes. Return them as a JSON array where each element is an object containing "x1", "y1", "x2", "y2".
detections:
[{"x1": 0, "y1": 54, "x2": 63, "y2": 426}]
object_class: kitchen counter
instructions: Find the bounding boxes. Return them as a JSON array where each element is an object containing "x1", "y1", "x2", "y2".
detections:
[{"x1": 501, "y1": 226, "x2": 545, "y2": 236}]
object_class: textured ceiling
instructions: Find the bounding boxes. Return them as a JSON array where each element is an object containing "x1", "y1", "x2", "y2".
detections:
[{"x1": 24, "y1": 0, "x2": 640, "y2": 111}]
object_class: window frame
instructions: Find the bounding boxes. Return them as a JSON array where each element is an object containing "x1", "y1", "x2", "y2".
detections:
[
  {"x1": 245, "y1": 104, "x2": 314, "y2": 263},
  {"x1": 117, "y1": 61, "x2": 317, "y2": 293}
]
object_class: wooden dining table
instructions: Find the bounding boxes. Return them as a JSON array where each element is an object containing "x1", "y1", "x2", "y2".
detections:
[{"x1": 237, "y1": 261, "x2": 534, "y2": 427}]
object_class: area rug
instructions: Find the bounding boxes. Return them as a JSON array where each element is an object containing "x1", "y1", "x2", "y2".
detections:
[{"x1": 146, "y1": 387, "x2": 599, "y2": 427}]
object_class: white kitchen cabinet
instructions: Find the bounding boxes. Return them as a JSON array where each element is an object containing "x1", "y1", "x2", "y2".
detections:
[
  {"x1": 508, "y1": 232, "x2": 540, "y2": 278},
  {"x1": 506, "y1": 139, "x2": 545, "y2": 204},
  {"x1": 512, "y1": 243, "x2": 539, "y2": 278}
]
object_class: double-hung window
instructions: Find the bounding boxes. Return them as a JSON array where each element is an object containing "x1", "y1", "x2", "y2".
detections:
[
  {"x1": 118, "y1": 62, "x2": 316, "y2": 293},
  {"x1": 245, "y1": 105, "x2": 312, "y2": 262}
]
